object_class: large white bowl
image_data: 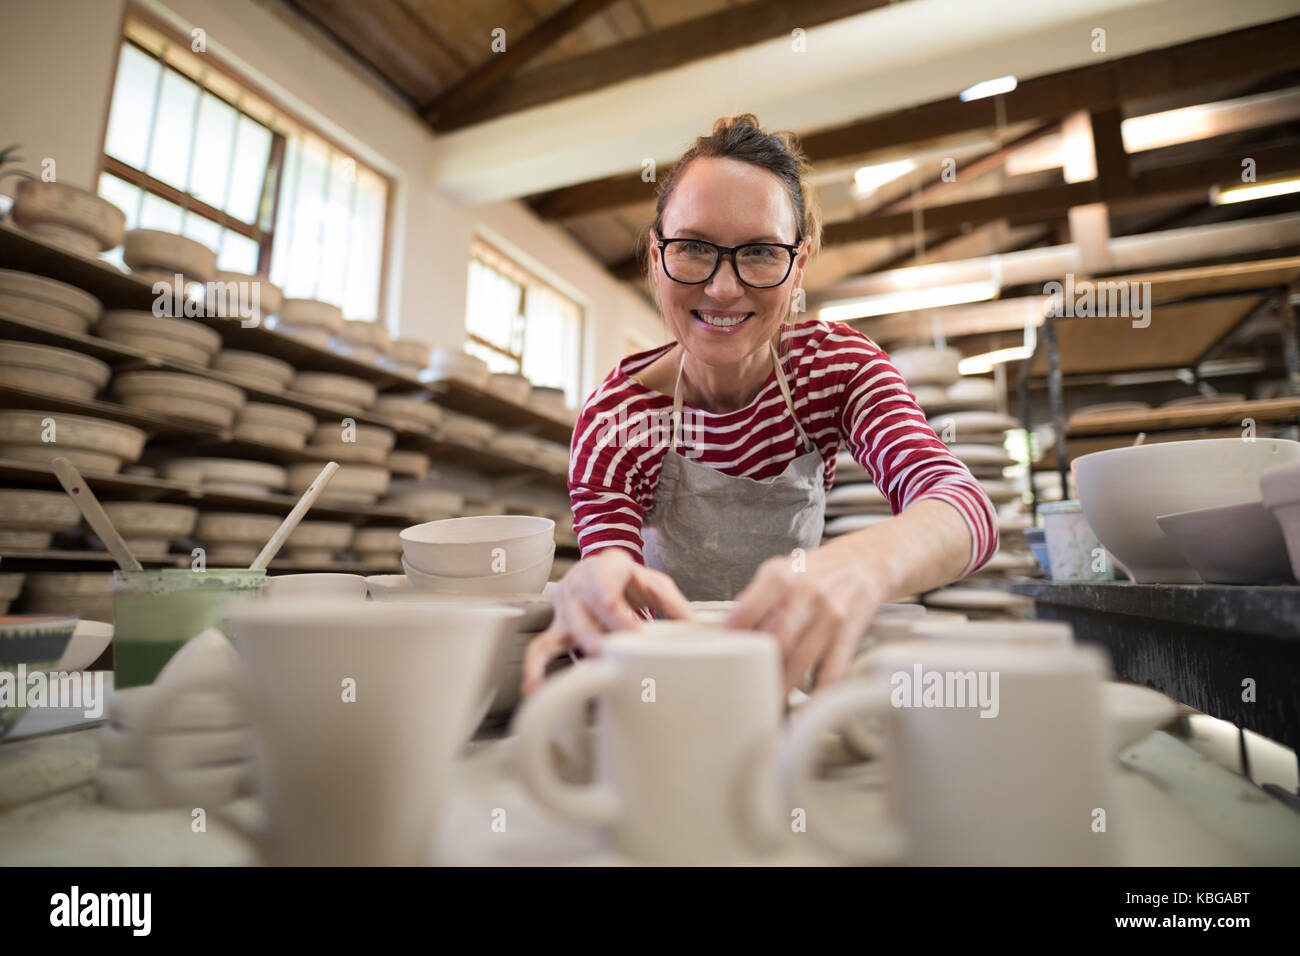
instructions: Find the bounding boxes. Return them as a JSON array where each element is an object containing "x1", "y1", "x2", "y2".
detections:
[
  {"x1": 1074, "y1": 438, "x2": 1300, "y2": 583},
  {"x1": 402, "y1": 546, "x2": 554, "y2": 595},
  {"x1": 400, "y1": 514, "x2": 554, "y2": 577}
]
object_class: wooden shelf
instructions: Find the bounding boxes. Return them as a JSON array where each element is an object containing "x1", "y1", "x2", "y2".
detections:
[
  {"x1": 0, "y1": 383, "x2": 226, "y2": 439},
  {"x1": 422, "y1": 375, "x2": 574, "y2": 444},
  {"x1": 1065, "y1": 397, "x2": 1300, "y2": 436},
  {"x1": 0, "y1": 548, "x2": 188, "y2": 569}
]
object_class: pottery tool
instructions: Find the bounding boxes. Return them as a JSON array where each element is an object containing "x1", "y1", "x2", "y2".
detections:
[
  {"x1": 51, "y1": 456, "x2": 142, "y2": 571},
  {"x1": 249, "y1": 461, "x2": 340, "y2": 570}
]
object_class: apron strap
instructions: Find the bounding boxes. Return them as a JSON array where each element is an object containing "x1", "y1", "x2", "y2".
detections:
[{"x1": 671, "y1": 341, "x2": 814, "y2": 454}]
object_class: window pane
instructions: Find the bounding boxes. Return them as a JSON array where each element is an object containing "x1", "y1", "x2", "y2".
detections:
[
  {"x1": 189, "y1": 92, "x2": 237, "y2": 210},
  {"x1": 315, "y1": 156, "x2": 354, "y2": 308},
  {"x1": 466, "y1": 259, "x2": 523, "y2": 354},
  {"x1": 219, "y1": 231, "x2": 261, "y2": 275},
  {"x1": 138, "y1": 192, "x2": 184, "y2": 233},
  {"x1": 104, "y1": 44, "x2": 160, "y2": 170},
  {"x1": 269, "y1": 137, "x2": 300, "y2": 291},
  {"x1": 180, "y1": 212, "x2": 222, "y2": 260},
  {"x1": 279, "y1": 138, "x2": 329, "y2": 298},
  {"x1": 344, "y1": 169, "x2": 385, "y2": 320},
  {"x1": 146, "y1": 69, "x2": 199, "y2": 190},
  {"x1": 227, "y1": 116, "x2": 271, "y2": 224},
  {"x1": 465, "y1": 339, "x2": 520, "y2": 374},
  {"x1": 97, "y1": 172, "x2": 142, "y2": 229}
]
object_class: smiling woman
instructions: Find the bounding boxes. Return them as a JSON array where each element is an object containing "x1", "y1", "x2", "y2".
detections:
[{"x1": 524, "y1": 114, "x2": 999, "y2": 697}]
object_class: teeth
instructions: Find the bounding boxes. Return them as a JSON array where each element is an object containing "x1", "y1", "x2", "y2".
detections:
[{"x1": 694, "y1": 311, "x2": 750, "y2": 328}]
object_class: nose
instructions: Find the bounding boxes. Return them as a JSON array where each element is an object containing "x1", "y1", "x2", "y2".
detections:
[{"x1": 704, "y1": 252, "x2": 745, "y2": 299}]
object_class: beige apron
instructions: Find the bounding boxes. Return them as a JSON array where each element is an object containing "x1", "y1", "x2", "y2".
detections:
[{"x1": 642, "y1": 342, "x2": 827, "y2": 601}]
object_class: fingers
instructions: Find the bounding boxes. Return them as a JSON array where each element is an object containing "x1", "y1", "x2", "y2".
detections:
[
  {"x1": 628, "y1": 565, "x2": 695, "y2": 621},
  {"x1": 812, "y1": 627, "x2": 860, "y2": 691},
  {"x1": 725, "y1": 564, "x2": 786, "y2": 631},
  {"x1": 521, "y1": 627, "x2": 571, "y2": 696},
  {"x1": 782, "y1": 613, "x2": 839, "y2": 696}
]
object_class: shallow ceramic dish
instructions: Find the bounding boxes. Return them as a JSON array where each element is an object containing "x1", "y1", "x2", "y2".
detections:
[
  {"x1": 0, "y1": 340, "x2": 111, "y2": 400},
  {"x1": 0, "y1": 269, "x2": 101, "y2": 323},
  {"x1": 1261, "y1": 460, "x2": 1300, "y2": 581},
  {"x1": 950, "y1": 444, "x2": 1014, "y2": 467},
  {"x1": 264, "y1": 573, "x2": 367, "y2": 601},
  {"x1": 124, "y1": 230, "x2": 217, "y2": 280},
  {"x1": 353, "y1": 528, "x2": 402, "y2": 553},
  {"x1": 888, "y1": 346, "x2": 961, "y2": 386},
  {"x1": 400, "y1": 514, "x2": 555, "y2": 577},
  {"x1": 280, "y1": 299, "x2": 344, "y2": 332},
  {"x1": 921, "y1": 587, "x2": 1032, "y2": 614},
  {"x1": 0, "y1": 410, "x2": 146, "y2": 470},
  {"x1": 286, "y1": 521, "x2": 355, "y2": 551},
  {"x1": 213, "y1": 350, "x2": 294, "y2": 388},
  {"x1": 0, "y1": 295, "x2": 93, "y2": 335},
  {"x1": 403, "y1": 546, "x2": 554, "y2": 595},
  {"x1": 196, "y1": 512, "x2": 283, "y2": 544},
  {"x1": 99, "y1": 311, "x2": 221, "y2": 362},
  {"x1": 365, "y1": 579, "x2": 555, "y2": 630},
  {"x1": 389, "y1": 338, "x2": 431, "y2": 368},
  {"x1": 0, "y1": 489, "x2": 82, "y2": 538},
  {"x1": 1075, "y1": 438, "x2": 1300, "y2": 583},
  {"x1": 310, "y1": 422, "x2": 395, "y2": 451},
  {"x1": 925, "y1": 410, "x2": 1020, "y2": 435},
  {"x1": 58, "y1": 619, "x2": 113, "y2": 672},
  {"x1": 305, "y1": 440, "x2": 388, "y2": 465},
  {"x1": 909, "y1": 384, "x2": 950, "y2": 408},
  {"x1": 387, "y1": 450, "x2": 431, "y2": 478},
  {"x1": 237, "y1": 402, "x2": 316, "y2": 435},
  {"x1": 0, "y1": 614, "x2": 79, "y2": 737},
  {"x1": 373, "y1": 395, "x2": 443, "y2": 431},
  {"x1": 490, "y1": 373, "x2": 532, "y2": 404},
  {"x1": 13, "y1": 181, "x2": 125, "y2": 250},
  {"x1": 162, "y1": 458, "x2": 287, "y2": 491},
  {"x1": 1156, "y1": 502, "x2": 1294, "y2": 585},
  {"x1": 113, "y1": 370, "x2": 245, "y2": 407},
  {"x1": 291, "y1": 372, "x2": 377, "y2": 409},
  {"x1": 101, "y1": 502, "x2": 198, "y2": 540},
  {"x1": 287, "y1": 462, "x2": 388, "y2": 497}
]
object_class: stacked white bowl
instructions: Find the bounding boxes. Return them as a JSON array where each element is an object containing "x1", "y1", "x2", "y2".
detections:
[
  {"x1": 274, "y1": 299, "x2": 344, "y2": 348},
  {"x1": 0, "y1": 340, "x2": 110, "y2": 400},
  {"x1": 213, "y1": 350, "x2": 295, "y2": 395},
  {"x1": 0, "y1": 269, "x2": 102, "y2": 335},
  {"x1": 112, "y1": 370, "x2": 246, "y2": 429},
  {"x1": 399, "y1": 515, "x2": 555, "y2": 594},
  {"x1": 161, "y1": 458, "x2": 288, "y2": 498}
]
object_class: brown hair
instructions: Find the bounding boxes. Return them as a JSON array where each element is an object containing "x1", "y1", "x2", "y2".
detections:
[{"x1": 642, "y1": 114, "x2": 821, "y2": 347}]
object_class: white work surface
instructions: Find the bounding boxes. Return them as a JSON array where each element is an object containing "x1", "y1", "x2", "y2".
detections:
[{"x1": 2, "y1": 715, "x2": 1299, "y2": 865}]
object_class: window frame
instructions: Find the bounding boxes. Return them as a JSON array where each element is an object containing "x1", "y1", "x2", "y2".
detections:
[{"x1": 98, "y1": 4, "x2": 395, "y2": 317}]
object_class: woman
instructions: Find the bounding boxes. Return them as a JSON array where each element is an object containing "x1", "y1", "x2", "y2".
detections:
[{"x1": 524, "y1": 114, "x2": 998, "y2": 695}]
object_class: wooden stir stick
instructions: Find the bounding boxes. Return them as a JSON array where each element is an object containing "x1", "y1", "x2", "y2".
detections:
[{"x1": 51, "y1": 456, "x2": 143, "y2": 571}]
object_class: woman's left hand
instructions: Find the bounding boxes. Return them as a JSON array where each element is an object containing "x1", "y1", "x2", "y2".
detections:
[{"x1": 724, "y1": 538, "x2": 888, "y2": 696}]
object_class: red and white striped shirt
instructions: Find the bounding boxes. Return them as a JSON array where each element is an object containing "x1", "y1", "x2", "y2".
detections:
[{"x1": 568, "y1": 319, "x2": 998, "y2": 577}]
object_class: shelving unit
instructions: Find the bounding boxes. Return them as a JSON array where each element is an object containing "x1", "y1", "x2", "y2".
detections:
[{"x1": 0, "y1": 224, "x2": 580, "y2": 593}]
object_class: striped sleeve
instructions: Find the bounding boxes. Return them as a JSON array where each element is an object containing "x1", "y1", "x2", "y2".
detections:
[
  {"x1": 830, "y1": 329, "x2": 999, "y2": 576},
  {"x1": 567, "y1": 382, "x2": 651, "y2": 563}
]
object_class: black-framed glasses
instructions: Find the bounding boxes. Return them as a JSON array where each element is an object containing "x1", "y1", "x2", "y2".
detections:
[{"x1": 655, "y1": 237, "x2": 801, "y2": 288}]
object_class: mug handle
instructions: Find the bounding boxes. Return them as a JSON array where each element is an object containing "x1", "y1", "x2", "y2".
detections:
[
  {"x1": 778, "y1": 679, "x2": 905, "y2": 864},
  {"x1": 511, "y1": 660, "x2": 621, "y2": 828},
  {"x1": 839, "y1": 648, "x2": 887, "y2": 759},
  {"x1": 138, "y1": 672, "x2": 266, "y2": 856}
]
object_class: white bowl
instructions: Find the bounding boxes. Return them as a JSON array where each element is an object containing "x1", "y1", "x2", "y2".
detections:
[
  {"x1": 400, "y1": 514, "x2": 554, "y2": 577},
  {"x1": 58, "y1": 619, "x2": 114, "y2": 671},
  {"x1": 0, "y1": 292, "x2": 93, "y2": 335},
  {"x1": 0, "y1": 340, "x2": 111, "y2": 400},
  {"x1": 287, "y1": 462, "x2": 389, "y2": 497},
  {"x1": 124, "y1": 229, "x2": 217, "y2": 281},
  {"x1": 13, "y1": 181, "x2": 126, "y2": 250},
  {"x1": 162, "y1": 458, "x2": 287, "y2": 491},
  {"x1": 214, "y1": 350, "x2": 294, "y2": 387},
  {"x1": 1261, "y1": 460, "x2": 1300, "y2": 582},
  {"x1": 0, "y1": 410, "x2": 146, "y2": 469},
  {"x1": 291, "y1": 372, "x2": 377, "y2": 409},
  {"x1": 1156, "y1": 502, "x2": 1294, "y2": 585},
  {"x1": 0, "y1": 269, "x2": 101, "y2": 323},
  {"x1": 280, "y1": 299, "x2": 344, "y2": 332},
  {"x1": 403, "y1": 546, "x2": 554, "y2": 594},
  {"x1": 1074, "y1": 438, "x2": 1300, "y2": 583}
]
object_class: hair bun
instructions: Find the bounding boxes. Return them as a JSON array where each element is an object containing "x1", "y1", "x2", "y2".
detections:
[{"x1": 712, "y1": 113, "x2": 761, "y2": 136}]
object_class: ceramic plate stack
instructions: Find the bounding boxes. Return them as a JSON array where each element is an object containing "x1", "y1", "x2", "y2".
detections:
[
  {"x1": 0, "y1": 269, "x2": 102, "y2": 334},
  {"x1": 232, "y1": 402, "x2": 316, "y2": 450},
  {"x1": 161, "y1": 458, "x2": 288, "y2": 498},
  {"x1": 488, "y1": 431, "x2": 542, "y2": 465},
  {"x1": 99, "y1": 502, "x2": 198, "y2": 560},
  {"x1": 489, "y1": 372, "x2": 531, "y2": 404},
  {"x1": 387, "y1": 449, "x2": 431, "y2": 479},
  {"x1": 0, "y1": 340, "x2": 110, "y2": 400},
  {"x1": 124, "y1": 229, "x2": 218, "y2": 287},
  {"x1": 438, "y1": 410, "x2": 498, "y2": 445},
  {"x1": 0, "y1": 489, "x2": 81, "y2": 549},
  {"x1": 373, "y1": 394, "x2": 444, "y2": 433},
  {"x1": 531, "y1": 386, "x2": 568, "y2": 420},
  {"x1": 112, "y1": 371, "x2": 246, "y2": 429},
  {"x1": 275, "y1": 300, "x2": 344, "y2": 348},
  {"x1": 212, "y1": 350, "x2": 295, "y2": 394},
  {"x1": 353, "y1": 527, "x2": 403, "y2": 567},
  {"x1": 291, "y1": 371, "x2": 377, "y2": 410},
  {"x1": 98, "y1": 633, "x2": 255, "y2": 810},
  {"x1": 22, "y1": 572, "x2": 114, "y2": 622},
  {"x1": 386, "y1": 338, "x2": 431, "y2": 378},
  {"x1": 306, "y1": 422, "x2": 395, "y2": 465},
  {"x1": 0, "y1": 575, "x2": 25, "y2": 614},
  {"x1": 288, "y1": 462, "x2": 389, "y2": 506},
  {"x1": 334, "y1": 319, "x2": 390, "y2": 364},
  {"x1": 0, "y1": 409, "x2": 145, "y2": 474},
  {"x1": 195, "y1": 512, "x2": 282, "y2": 565},
  {"x1": 283, "y1": 520, "x2": 354, "y2": 564},
  {"x1": 423, "y1": 347, "x2": 489, "y2": 388},
  {"x1": 208, "y1": 271, "x2": 282, "y2": 324},
  {"x1": 12, "y1": 181, "x2": 126, "y2": 258},
  {"x1": 96, "y1": 311, "x2": 223, "y2": 367},
  {"x1": 382, "y1": 484, "x2": 464, "y2": 520}
]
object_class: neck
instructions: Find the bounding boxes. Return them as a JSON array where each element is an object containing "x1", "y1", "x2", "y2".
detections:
[{"x1": 679, "y1": 340, "x2": 776, "y2": 413}]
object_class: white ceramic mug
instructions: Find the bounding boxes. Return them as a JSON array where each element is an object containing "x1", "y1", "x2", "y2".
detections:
[
  {"x1": 513, "y1": 623, "x2": 810, "y2": 864},
  {"x1": 787, "y1": 639, "x2": 1114, "y2": 865},
  {"x1": 140, "y1": 599, "x2": 521, "y2": 865}
]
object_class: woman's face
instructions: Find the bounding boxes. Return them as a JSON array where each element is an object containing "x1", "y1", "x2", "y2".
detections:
[{"x1": 650, "y1": 157, "x2": 809, "y2": 367}]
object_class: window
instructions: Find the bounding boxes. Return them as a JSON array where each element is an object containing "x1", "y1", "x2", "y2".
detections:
[
  {"x1": 97, "y1": 13, "x2": 389, "y2": 319},
  {"x1": 465, "y1": 239, "x2": 584, "y2": 407}
]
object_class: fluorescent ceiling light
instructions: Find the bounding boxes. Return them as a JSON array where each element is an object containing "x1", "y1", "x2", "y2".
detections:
[
  {"x1": 958, "y1": 345, "x2": 1033, "y2": 375},
  {"x1": 852, "y1": 158, "x2": 916, "y2": 196},
  {"x1": 820, "y1": 281, "x2": 1000, "y2": 322},
  {"x1": 959, "y1": 75, "x2": 1017, "y2": 102},
  {"x1": 1210, "y1": 177, "x2": 1300, "y2": 205}
]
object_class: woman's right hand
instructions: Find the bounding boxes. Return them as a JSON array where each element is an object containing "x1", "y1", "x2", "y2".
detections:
[{"x1": 521, "y1": 548, "x2": 694, "y2": 695}]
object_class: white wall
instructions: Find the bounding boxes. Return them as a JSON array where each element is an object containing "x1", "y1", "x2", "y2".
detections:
[{"x1": 0, "y1": 0, "x2": 665, "y2": 399}]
